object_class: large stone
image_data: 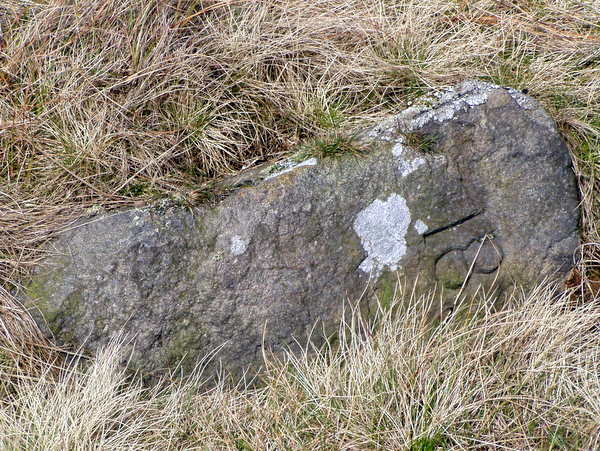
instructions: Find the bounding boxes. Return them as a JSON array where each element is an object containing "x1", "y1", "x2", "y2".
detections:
[{"x1": 22, "y1": 81, "x2": 579, "y2": 378}]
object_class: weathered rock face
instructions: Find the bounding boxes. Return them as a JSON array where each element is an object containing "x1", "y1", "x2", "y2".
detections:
[{"x1": 22, "y1": 81, "x2": 580, "y2": 378}]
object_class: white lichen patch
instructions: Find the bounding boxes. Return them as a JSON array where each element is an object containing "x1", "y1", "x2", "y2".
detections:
[
  {"x1": 265, "y1": 157, "x2": 318, "y2": 180},
  {"x1": 132, "y1": 215, "x2": 144, "y2": 227},
  {"x1": 399, "y1": 156, "x2": 426, "y2": 177},
  {"x1": 391, "y1": 141, "x2": 406, "y2": 158},
  {"x1": 353, "y1": 193, "x2": 411, "y2": 278},
  {"x1": 414, "y1": 219, "x2": 429, "y2": 235},
  {"x1": 230, "y1": 235, "x2": 249, "y2": 256},
  {"x1": 394, "y1": 80, "x2": 543, "y2": 133},
  {"x1": 407, "y1": 81, "x2": 493, "y2": 130},
  {"x1": 505, "y1": 87, "x2": 537, "y2": 110},
  {"x1": 391, "y1": 142, "x2": 426, "y2": 177},
  {"x1": 363, "y1": 117, "x2": 397, "y2": 142}
]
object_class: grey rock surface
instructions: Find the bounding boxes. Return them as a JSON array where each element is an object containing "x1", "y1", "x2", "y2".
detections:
[{"x1": 22, "y1": 81, "x2": 580, "y2": 378}]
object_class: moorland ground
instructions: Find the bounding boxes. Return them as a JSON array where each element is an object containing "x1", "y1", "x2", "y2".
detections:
[{"x1": 0, "y1": 0, "x2": 599, "y2": 448}]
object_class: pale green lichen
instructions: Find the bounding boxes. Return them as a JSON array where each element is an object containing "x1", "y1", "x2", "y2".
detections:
[
  {"x1": 437, "y1": 268, "x2": 465, "y2": 290},
  {"x1": 24, "y1": 263, "x2": 87, "y2": 342},
  {"x1": 163, "y1": 318, "x2": 210, "y2": 371},
  {"x1": 24, "y1": 271, "x2": 63, "y2": 326},
  {"x1": 375, "y1": 274, "x2": 397, "y2": 312},
  {"x1": 55, "y1": 290, "x2": 85, "y2": 342}
]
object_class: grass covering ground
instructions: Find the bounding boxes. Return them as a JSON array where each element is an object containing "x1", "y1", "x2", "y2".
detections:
[
  {"x1": 1, "y1": 284, "x2": 600, "y2": 449},
  {"x1": 0, "y1": 0, "x2": 599, "y2": 448}
]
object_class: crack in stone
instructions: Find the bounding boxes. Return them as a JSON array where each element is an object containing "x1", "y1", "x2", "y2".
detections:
[{"x1": 423, "y1": 209, "x2": 484, "y2": 238}]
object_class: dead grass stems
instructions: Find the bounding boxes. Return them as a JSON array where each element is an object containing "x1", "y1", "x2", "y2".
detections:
[
  {"x1": 0, "y1": 0, "x2": 598, "y2": 446},
  {"x1": 0, "y1": 0, "x2": 598, "y2": 287},
  {"x1": 0, "y1": 283, "x2": 598, "y2": 449}
]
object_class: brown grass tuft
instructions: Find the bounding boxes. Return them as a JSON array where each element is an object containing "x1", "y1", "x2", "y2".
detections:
[
  {"x1": 1, "y1": 0, "x2": 598, "y2": 289},
  {"x1": 0, "y1": 1, "x2": 598, "y2": 445},
  {"x1": 0, "y1": 282, "x2": 598, "y2": 449}
]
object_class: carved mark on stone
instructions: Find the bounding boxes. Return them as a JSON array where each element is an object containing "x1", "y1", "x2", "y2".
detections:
[
  {"x1": 434, "y1": 235, "x2": 503, "y2": 290},
  {"x1": 422, "y1": 209, "x2": 483, "y2": 238},
  {"x1": 464, "y1": 238, "x2": 504, "y2": 274},
  {"x1": 435, "y1": 249, "x2": 467, "y2": 290}
]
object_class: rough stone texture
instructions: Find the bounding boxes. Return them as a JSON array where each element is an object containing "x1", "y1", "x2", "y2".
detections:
[{"x1": 21, "y1": 81, "x2": 580, "y2": 378}]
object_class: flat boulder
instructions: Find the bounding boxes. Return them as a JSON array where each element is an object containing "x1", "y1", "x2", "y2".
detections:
[{"x1": 22, "y1": 81, "x2": 580, "y2": 378}]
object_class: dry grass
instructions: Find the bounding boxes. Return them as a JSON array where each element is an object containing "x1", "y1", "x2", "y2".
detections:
[
  {"x1": 0, "y1": 0, "x2": 599, "y2": 288},
  {"x1": 0, "y1": 0, "x2": 599, "y2": 447},
  {"x1": 0, "y1": 286, "x2": 62, "y2": 379},
  {"x1": 0, "y1": 283, "x2": 598, "y2": 449}
]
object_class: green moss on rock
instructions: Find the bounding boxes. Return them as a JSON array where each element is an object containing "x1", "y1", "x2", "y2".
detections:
[{"x1": 164, "y1": 321, "x2": 209, "y2": 372}]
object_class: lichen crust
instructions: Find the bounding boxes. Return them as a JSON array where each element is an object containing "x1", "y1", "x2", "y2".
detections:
[
  {"x1": 353, "y1": 193, "x2": 411, "y2": 278},
  {"x1": 265, "y1": 157, "x2": 318, "y2": 180}
]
